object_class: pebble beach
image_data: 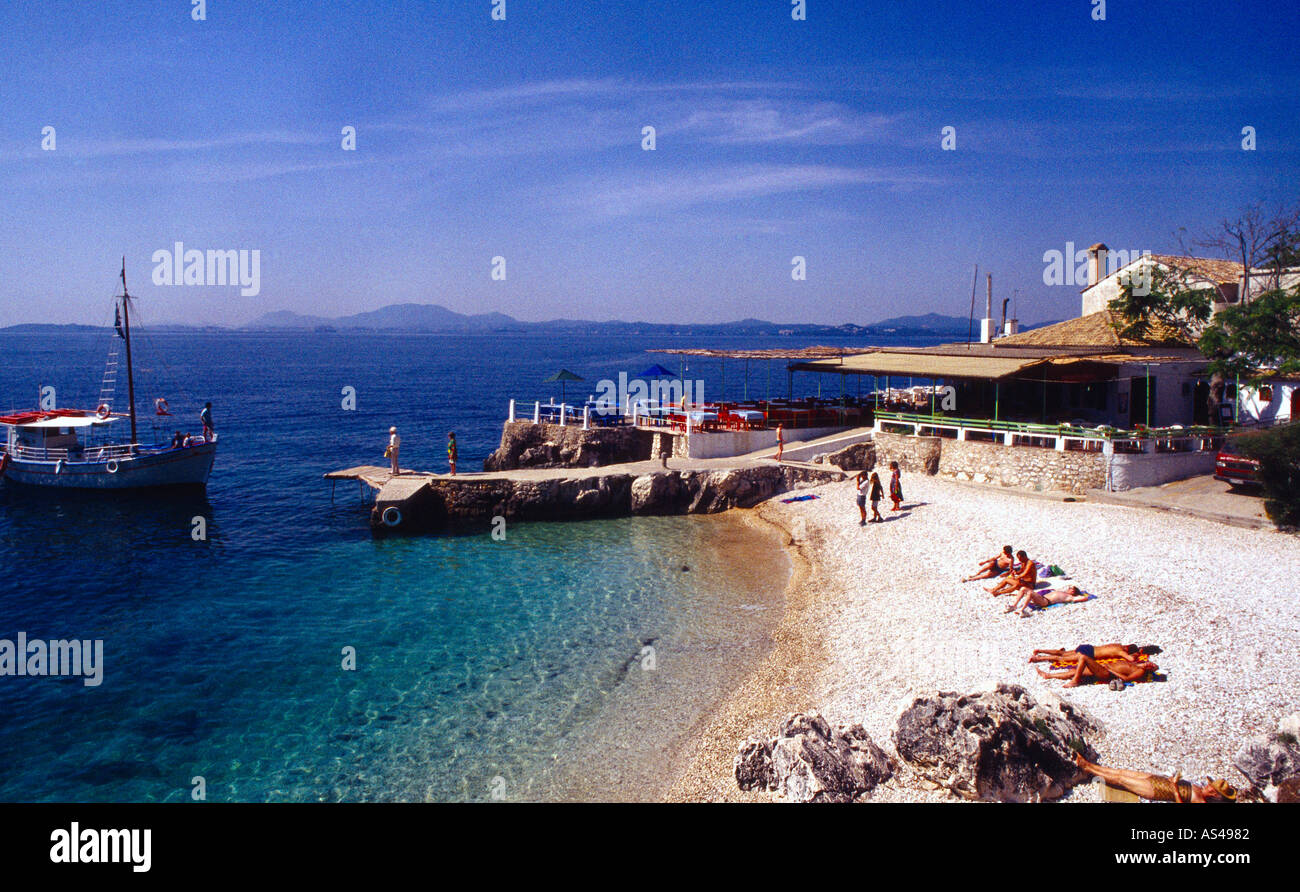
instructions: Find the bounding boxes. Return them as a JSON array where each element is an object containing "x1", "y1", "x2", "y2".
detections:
[{"x1": 667, "y1": 472, "x2": 1300, "y2": 802}]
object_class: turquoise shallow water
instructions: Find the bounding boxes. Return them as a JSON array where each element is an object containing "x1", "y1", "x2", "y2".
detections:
[{"x1": 0, "y1": 331, "x2": 814, "y2": 801}]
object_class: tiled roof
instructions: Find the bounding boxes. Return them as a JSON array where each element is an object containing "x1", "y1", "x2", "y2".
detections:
[
  {"x1": 992, "y1": 311, "x2": 1195, "y2": 349},
  {"x1": 1093, "y1": 254, "x2": 1244, "y2": 286}
]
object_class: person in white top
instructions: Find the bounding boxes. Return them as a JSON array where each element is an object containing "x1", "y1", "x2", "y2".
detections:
[{"x1": 387, "y1": 426, "x2": 401, "y2": 475}]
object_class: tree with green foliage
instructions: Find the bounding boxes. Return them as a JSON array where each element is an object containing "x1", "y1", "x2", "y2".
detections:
[
  {"x1": 1241, "y1": 423, "x2": 1300, "y2": 529},
  {"x1": 1198, "y1": 285, "x2": 1300, "y2": 384},
  {"x1": 1109, "y1": 203, "x2": 1300, "y2": 421}
]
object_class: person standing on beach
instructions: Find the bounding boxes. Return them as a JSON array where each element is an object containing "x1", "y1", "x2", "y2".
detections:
[
  {"x1": 889, "y1": 461, "x2": 903, "y2": 510},
  {"x1": 854, "y1": 470, "x2": 870, "y2": 525},
  {"x1": 868, "y1": 472, "x2": 884, "y2": 522},
  {"x1": 774, "y1": 423, "x2": 784, "y2": 461},
  {"x1": 447, "y1": 431, "x2": 458, "y2": 476},
  {"x1": 387, "y1": 426, "x2": 401, "y2": 476},
  {"x1": 200, "y1": 402, "x2": 215, "y2": 441}
]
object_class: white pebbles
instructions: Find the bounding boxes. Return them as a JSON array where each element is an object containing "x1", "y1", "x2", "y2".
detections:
[{"x1": 758, "y1": 473, "x2": 1300, "y2": 800}]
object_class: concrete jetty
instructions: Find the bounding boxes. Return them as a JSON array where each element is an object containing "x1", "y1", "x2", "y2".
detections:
[{"x1": 324, "y1": 430, "x2": 870, "y2": 533}]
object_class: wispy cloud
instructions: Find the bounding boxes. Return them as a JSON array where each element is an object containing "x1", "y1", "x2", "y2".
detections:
[
  {"x1": 0, "y1": 130, "x2": 324, "y2": 162},
  {"x1": 557, "y1": 164, "x2": 938, "y2": 218}
]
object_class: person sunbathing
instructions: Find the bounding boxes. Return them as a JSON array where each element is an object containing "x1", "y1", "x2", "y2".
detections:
[
  {"x1": 1028, "y1": 643, "x2": 1158, "y2": 664},
  {"x1": 1004, "y1": 584, "x2": 1091, "y2": 615},
  {"x1": 1074, "y1": 753, "x2": 1236, "y2": 802},
  {"x1": 986, "y1": 551, "x2": 1036, "y2": 596},
  {"x1": 1036, "y1": 653, "x2": 1157, "y2": 688},
  {"x1": 962, "y1": 546, "x2": 1014, "y2": 582}
]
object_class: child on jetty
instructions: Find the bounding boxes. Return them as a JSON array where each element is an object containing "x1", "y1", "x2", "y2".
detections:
[{"x1": 868, "y1": 472, "x2": 884, "y2": 522}]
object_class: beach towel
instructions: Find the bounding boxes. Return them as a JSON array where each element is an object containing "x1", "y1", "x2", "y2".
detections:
[
  {"x1": 780, "y1": 494, "x2": 819, "y2": 503},
  {"x1": 1037, "y1": 594, "x2": 1096, "y2": 609}
]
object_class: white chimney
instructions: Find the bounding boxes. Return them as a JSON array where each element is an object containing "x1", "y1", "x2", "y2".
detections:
[{"x1": 1086, "y1": 243, "x2": 1109, "y2": 287}]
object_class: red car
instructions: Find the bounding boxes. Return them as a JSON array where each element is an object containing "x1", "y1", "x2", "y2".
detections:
[{"x1": 1214, "y1": 435, "x2": 1262, "y2": 488}]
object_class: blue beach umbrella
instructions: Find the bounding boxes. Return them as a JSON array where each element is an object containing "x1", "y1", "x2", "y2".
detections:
[{"x1": 639, "y1": 363, "x2": 677, "y2": 379}]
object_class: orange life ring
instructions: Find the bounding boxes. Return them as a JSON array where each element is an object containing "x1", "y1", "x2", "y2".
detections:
[
  {"x1": 95, "y1": 404, "x2": 111, "y2": 420},
  {"x1": 155, "y1": 398, "x2": 171, "y2": 416}
]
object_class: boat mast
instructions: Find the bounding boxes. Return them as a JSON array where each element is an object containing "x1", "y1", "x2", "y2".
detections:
[{"x1": 120, "y1": 257, "x2": 138, "y2": 446}]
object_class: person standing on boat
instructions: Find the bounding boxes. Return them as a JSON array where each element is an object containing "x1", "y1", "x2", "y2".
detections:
[
  {"x1": 387, "y1": 426, "x2": 401, "y2": 476},
  {"x1": 447, "y1": 431, "x2": 458, "y2": 476},
  {"x1": 200, "y1": 402, "x2": 215, "y2": 441}
]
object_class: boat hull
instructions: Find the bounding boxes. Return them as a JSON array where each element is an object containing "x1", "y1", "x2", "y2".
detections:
[{"x1": 1, "y1": 443, "x2": 216, "y2": 490}]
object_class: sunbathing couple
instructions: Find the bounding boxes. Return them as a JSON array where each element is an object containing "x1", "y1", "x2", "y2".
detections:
[
  {"x1": 966, "y1": 550, "x2": 1088, "y2": 616},
  {"x1": 1028, "y1": 643, "x2": 1159, "y2": 664},
  {"x1": 1074, "y1": 753, "x2": 1237, "y2": 802},
  {"x1": 1034, "y1": 645, "x2": 1159, "y2": 688}
]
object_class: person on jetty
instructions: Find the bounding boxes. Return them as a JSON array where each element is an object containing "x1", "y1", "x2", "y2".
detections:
[
  {"x1": 200, "y1": 402, "x2": 215, "y2": 441},
  {"x1": 888, "y1": 461, "x2": 903, "y2": 510},
  {"x1": 1073, "y1": 753, "x2": 1237, "y2": 802},
  {"x1": 386, "y1": 426, "x2": 401, "y2": 476},
  {"x1": 447, "y1": 431, "x2": 458, "y2": 476},
  {"x1": 1029, "y1": 643, "x2": 1159, "y2": 664},
  {"x1": 774, "y1": 423, "x2": 784, "y2": 461},
  {"x1": 962, "y1": 546, "x2": 1014, "y2": 582},
  {"x1": 986, "y1": 551, "x2": 1036, "y2": 596},
  {"x1": 1005, "y1": 584, "x2": 1091, "y2": 616},
  {"x1": 1036, "y1": 652, "x2": 1157, "y2": 688}
]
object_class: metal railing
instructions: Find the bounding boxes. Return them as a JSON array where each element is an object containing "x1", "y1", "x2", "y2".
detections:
[{"x1": 873, "y1": 411, "x2": 1224, "y2": 454}]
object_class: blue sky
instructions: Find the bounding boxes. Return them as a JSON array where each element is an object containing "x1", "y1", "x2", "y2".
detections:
[{"x1": 1, "y1": 0, "x2": 1297, "y2": 327}]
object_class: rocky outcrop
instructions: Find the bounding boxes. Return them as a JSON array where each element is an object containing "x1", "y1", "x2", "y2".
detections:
[
  {"x1": 372, "y1": 464, "x2": 843, "y2": 531},
  {"x1": 893, "y1": 684, "x2": 1097, "y2": 802},
  {"x1": 824, "y1": 440, "x2": 875, "y2": 471},
  {"x1": 484, "y1": 421, "x2": 654, "y2": 471},
  {"x1": 736, "y1": 712, "x2": 893, "y2": 802},
  {"x1": 1233, "y1": 713, "x2": 1300, "y2": 802}
]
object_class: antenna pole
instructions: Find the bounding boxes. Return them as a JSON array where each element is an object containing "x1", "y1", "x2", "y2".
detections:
[{"x1": 966, "y1": 264, "x2": 979, "y2": 348}]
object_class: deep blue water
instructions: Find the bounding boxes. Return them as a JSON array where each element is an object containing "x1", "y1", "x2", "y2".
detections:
[{"x1": 0, "y1": 330, "x2": 930, "y2": 802}]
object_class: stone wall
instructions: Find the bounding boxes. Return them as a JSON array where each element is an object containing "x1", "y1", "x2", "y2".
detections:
[
  {"x1": 484, "y1": 421, "x2": 655, "y2": 470},
  {"x1": 1107, "y1": 450, "x2": 1215, "y2": 490},
  {"x1": 873, "y1": 429, "x2": 1216, "y2": 496},
  {"x1": 936, "y1": 438, "x2": 1107, "y2": 495},
  {"x1": 870, "y1": 431, "x2": 941, "y2": 475}
]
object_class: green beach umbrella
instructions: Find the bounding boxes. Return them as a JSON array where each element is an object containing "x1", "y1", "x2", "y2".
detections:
[{"x1": 544, "y1": 369, "x2": 585, "y2": 404}]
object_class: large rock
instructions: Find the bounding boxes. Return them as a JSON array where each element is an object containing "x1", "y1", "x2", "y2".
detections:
[
  {"x1": 735, "y1": 712, "x2": 893, "y2": 802},
  {"x1": 484, "y1": 421, "x2": 654, "y2": 471},
  {"x1": 630, "y1": 472, "x2": 686, "y2": 514},
  {"x1": 893, "y1": 684, "x2": 1097, "y2": 802},
  {"x1": 1233, "y1": 712, "x2": 1300, "y2": 801},
  {"x1": 826, "y1": 441, "x2": 875, "y2": 472}
]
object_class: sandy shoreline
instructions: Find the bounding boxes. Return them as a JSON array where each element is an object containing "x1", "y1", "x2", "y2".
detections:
[{"x1": 666, "y1": 473, "x2": 1300, "y2": 802}]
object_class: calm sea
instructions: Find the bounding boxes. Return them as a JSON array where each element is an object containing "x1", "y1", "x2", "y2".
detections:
[{"x1": 0, "y1": 329, "x2": 934, "y2": 802}]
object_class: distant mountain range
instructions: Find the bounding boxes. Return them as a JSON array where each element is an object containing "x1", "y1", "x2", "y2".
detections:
[
  {"x1": 239, "y1": 305, "x2": 1015, "y2": 337},
  {"x1": 2, "y1": 305, "x2": 1048, "y2": 338}
]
